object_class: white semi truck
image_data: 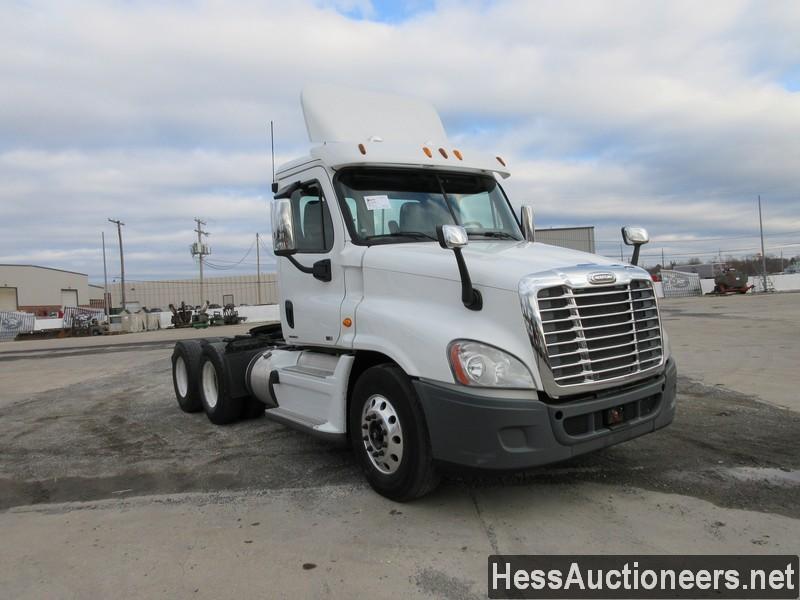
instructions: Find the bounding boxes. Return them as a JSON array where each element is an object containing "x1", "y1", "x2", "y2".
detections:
[{"x1": 171, "y1": 85, "x2": 676, "y2": 501}]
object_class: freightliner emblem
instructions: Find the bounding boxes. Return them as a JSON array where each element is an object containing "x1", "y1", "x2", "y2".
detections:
[{"x1": 588, "y1": 271, "x2": 616, "y2": 285}]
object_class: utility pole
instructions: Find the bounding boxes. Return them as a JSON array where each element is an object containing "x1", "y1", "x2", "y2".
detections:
[
  {"x1": 192, "y1": 218, "x2": 210, "y2": 305},
  {"x1": 758, "y1": 195, "x2": 768, "y2": 292},
  {"x1": 661, "y1": 248, "x2": 665, "y2": 270},
  {"x1": 256, "y1": 232, "x2": 262, "y2": 304},
  {"x1": 619, "y1": 243, "x2": 624, "y2": 262},
  {"x1": 101, "y1": 232, "x2": 109, "y2": 317},
  {"x1": 108, "y1": 218, "x2": 125, "y2": 310}
]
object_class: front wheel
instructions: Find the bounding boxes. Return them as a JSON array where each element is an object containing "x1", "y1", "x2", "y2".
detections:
[{"x1": 349, "y1": 364, "x2": 440, "y2": 501}]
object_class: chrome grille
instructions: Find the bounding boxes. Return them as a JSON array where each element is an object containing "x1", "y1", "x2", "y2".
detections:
[{"x1": 536, "y1": 279, "x2": 663, "y2": 387}]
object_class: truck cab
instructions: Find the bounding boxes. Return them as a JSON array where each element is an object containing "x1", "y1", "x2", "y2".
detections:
[{"x1": 171, "y1": 85, "x2": 676, "y2": 501}]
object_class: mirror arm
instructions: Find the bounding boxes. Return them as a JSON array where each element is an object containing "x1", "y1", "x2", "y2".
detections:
[
  {"x1": 436, "y1": 224, "x2": 482, "y2": 311},
  {"x1": 630, "y1": 245, "x2": 641, "y2": 266},
  {"x1": 286, "y1": 254, "x2": 313, "y2": 274},
  {"x1": 453, "y1": 248, "x2": 482, "y2": 311},
  {"x1": 285, "y1": 256, "x2": 331, "y2": 282}
]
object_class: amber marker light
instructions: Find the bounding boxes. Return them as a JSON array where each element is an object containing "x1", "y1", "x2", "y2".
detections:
[
  {"x1": 422, "y1": 146, "x2": 433, "y2": 158},
  {"x1": 438, "y1": 148, "x2": 448, "y2": 158},
  {"x1": 449, "y1": 342, "x2": 470, "y2": 385},
  {"x1": 358, "y1": 143, "x2": 366, "y2": 155},
  {"x1": 496, "y1": 156, "x2": 506, "y2": 167},
  {"x1": 342, "y1": 317, "x2": 353, "y2": 328},
  {"x1": 453, "y1": 149, "x2": 463, "y2": 160}
]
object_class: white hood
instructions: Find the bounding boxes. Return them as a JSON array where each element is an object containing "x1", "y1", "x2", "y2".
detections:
[{"x1": 363, "y1": 241, "x2": 624, "y2": 292}]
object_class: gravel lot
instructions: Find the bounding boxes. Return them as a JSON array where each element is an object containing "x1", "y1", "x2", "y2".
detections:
[{"x1": 1, "y1": 295, "x2": 798, "y2": 599}]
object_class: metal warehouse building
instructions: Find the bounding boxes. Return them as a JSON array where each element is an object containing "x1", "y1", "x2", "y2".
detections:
[
  {"x1": 109, "y1": 273, "x2": 279, "y2": 311},
  {"x1": 535, "y1": 226, "x2": 595, "y2": 253},
  {"x1": 0, "y1": 264, "x2": 105, "y2": 315}
]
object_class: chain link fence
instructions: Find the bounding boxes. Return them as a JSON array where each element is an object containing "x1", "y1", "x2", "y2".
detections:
[
  {"x1": 660, "y1": 270, "x2": 702, "y2": 298},
  {"x1": 0, "y1": 311, "x2": 35, "y2": 342}
]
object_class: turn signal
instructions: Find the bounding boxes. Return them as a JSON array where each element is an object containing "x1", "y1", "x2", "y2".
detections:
[
  {"x1": 453, "y1": 149, "x2": 463, "y2": 160},
  {"x1": 422, "y1": 146, "x2": 433, "y2": 158},
  {"x1": 342, "y1": 317, "x2": 352, "y2": 328}
]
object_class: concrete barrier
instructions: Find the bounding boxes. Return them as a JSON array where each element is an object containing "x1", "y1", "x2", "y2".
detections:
[
  {"x1": 236, "y1": 304, "x2": 280, "y2": 323},
  {"x1": 748, "y1": 272, "x2": 800, "y2": 292}
]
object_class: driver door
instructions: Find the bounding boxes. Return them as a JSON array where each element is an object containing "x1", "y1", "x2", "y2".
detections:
[{"x1": 277, "y1": 167, "x2": 346, "y2": 346}]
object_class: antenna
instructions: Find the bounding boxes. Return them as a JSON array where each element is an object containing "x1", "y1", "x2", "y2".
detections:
[{"x1": 270, "y1": 120, "x2": 277, "y2": 193}]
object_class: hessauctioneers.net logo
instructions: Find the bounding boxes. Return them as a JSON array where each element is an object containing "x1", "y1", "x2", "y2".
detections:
[{"x1": 488, "y1": 555, "x2": 799, "y2": 599}]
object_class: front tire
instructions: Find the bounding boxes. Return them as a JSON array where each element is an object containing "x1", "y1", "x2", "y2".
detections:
[
  {"x1": 349, "y1": 364, "x2": 440, "y2": 501},
  {"x1": 199, "y1": 344, "x2": 243, "y2": 425}
]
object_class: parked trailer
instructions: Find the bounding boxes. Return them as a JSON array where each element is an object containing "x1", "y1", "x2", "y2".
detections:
[{"x1": 171, "y1": 86, "x2": 677, "y2": 501}]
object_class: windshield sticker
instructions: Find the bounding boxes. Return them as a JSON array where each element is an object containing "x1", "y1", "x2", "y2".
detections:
[{"x1": 364, "y1": 194, "x2": 392, "y2": 211}]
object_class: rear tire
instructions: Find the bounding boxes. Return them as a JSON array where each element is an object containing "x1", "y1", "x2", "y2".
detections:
[
  {"x1": 349, "y1": 364, "x2": 440, "y2": 501},
  {"x1": 171, "y1": 340, "x2": 204, "y2": 413},
  {"x1": 199, "y1": 344, "x2": 243, "y2": 425}
]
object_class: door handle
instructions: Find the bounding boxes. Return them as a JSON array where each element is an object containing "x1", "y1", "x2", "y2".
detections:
[{"x1": 285, "y1": 300, "x2": 294, "y2": 328}]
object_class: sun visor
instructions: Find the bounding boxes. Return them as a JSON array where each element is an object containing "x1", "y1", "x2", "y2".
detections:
[{"x1": 301, "y1": 84, "x2": 448, "y2": 144}]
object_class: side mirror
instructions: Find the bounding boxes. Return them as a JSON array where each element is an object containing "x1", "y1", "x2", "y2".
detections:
[
  {"x1": 622, "y1": 226, "x2": 649, "y2": 246},
  {"x1": 621, "y1": 226, "x2": 649, "y2": 266},
  {"x1": 521, "y1": 205, "x2": 535, "y2": 242},
  {"x1": 437, "y1": 224, "x2": 468, "y2": 249},
  {"x1": 436, "y1": 225, "x2": 481, "y2": 311},
  {"x1": 271, "y1": 198, "x2": 297, "y2": 256}
]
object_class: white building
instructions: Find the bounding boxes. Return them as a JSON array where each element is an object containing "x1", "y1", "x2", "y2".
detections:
[{"x1": 0, "y1": 264, "x2": 105, "y2": 315}]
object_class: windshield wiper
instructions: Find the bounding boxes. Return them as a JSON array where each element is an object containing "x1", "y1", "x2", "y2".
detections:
[
  {"x1": 364, "y1": 231, "x2": 437, "y2": 241},
  {"x1": 468, "y1": 230, "x2": 519, "y2": 240}
]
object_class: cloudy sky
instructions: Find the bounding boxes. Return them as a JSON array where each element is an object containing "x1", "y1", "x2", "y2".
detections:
[{"x1": 1, "y1": 0, "x2": 798, "y2": 281}]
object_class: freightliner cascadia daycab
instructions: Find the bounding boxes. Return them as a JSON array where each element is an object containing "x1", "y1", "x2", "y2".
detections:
[{"x1": 170, "y1": 85, "x2": 676, "y2": 501}]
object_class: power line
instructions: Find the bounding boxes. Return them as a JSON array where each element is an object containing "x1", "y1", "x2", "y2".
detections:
[
  {"x1": 594, "y1": 229, "x2": 800, "y2": 245},
  {"x1": 602, "y1": 240, "x2": 800, "y2": 260},
  {"x1": 204, "y1": 240, "x2": 256, "y2": 270},
  {"x1": 111, "y1": 278, "x2": 277, "y2": 286}
]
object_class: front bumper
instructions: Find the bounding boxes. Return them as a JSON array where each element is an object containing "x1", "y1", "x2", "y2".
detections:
[{"x1": 414, "y1": 358, "x2": 677, "y2": 470}]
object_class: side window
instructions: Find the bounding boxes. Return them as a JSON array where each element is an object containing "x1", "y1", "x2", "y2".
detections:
[{"x1": 291, "y1": 185, "x2": 334, "y2": 253}]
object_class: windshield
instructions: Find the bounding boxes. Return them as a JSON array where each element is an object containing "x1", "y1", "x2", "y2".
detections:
[{"x1": 335, "y1": 168, "x2": 523, "y2": 244}]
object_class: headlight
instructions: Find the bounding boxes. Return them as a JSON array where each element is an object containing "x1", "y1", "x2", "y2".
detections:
[{"x1": 447, "y1": 340, "x2": 535, "y2": 389}]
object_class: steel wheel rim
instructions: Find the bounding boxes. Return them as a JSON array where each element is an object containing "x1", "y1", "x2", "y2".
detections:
[
  {"x1": 175, "y1": 356, "x2": 189, "y2": 398},
  {"x1": 360, "y1": 394, "x2": 404, "y2": 475},
  {"x1": 201, "y1": 361, "x2": 218, "y2": 409}
]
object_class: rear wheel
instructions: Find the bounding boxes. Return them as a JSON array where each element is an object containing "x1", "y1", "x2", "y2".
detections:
[
  {"x1": 199, "y1": 344, "x2": 243, "y2": 425},
  {"x1": 349, "y1": 364, "x2": 440, "y2": 501},
  {"x1": 171, "y1": 340, "x2": 204, "y2": 413}
]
